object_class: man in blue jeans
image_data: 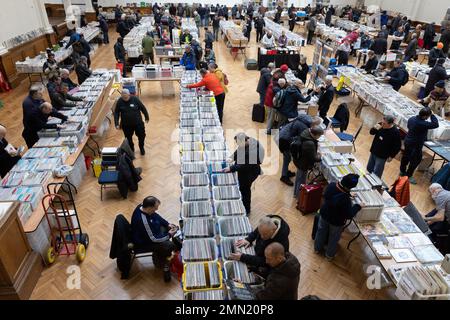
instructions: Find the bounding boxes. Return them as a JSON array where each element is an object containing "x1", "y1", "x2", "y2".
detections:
[
  {"x1": 367, "y1": 115, "x2": 402, "y2": 179},
  {"x1": 314, "y1": 174, "x2": 362, "y2": 260}
]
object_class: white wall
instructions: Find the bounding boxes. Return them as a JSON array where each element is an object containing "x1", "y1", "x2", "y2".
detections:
[
  {"x1": 98, "y1": 0, "x2": 313, "y2": 7},
  {"x1": 365, "y1": 0, "x2": 450, "y2": 24},
  {"x1": 0, "y1": 0, "x2": 45, "y2": 45}
]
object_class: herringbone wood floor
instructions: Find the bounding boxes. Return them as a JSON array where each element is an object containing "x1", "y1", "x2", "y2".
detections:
[{"x1": 0, "y1": 25, "x2": 437, "y2": 300}]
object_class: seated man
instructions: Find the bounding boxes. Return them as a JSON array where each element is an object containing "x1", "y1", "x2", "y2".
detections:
[
  {"x1": 229, "y1": 215, "x2": 290, "y2": 275},
  {"x1": 60, "y1": 69, "x2": 78, "y2": 91},
  {"x1": 130, "y1": 196, "x2": 181, "y2": 281},
  {"x1": 426, "y1": 183, "x2": 450, "y2": 241},
  {"x1": 0, "y1": 125, "x2": 22, "y2": 178},
  {"x1": 419, "y1": 80, "x2": 450, "y2": 118},
  {"x1": 50, "y1": 82, "x2": 84, "y2": 110},
  {"x1": 252, "y1": 242, "x2": 301, "y2": 300}
]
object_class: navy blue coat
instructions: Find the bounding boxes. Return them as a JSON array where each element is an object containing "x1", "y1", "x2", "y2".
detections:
[{"x1": 278, "y1": 85, "x2": 311, "y2": 118}]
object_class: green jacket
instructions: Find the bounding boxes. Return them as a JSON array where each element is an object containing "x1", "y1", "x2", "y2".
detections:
[{"x1": 142, "y1": 36, "x2": 155, "y2": 54}]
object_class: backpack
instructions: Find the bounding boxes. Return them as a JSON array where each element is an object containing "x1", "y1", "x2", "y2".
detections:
[
  {"x1": 401, "y1": 68, "x2": 409, "y2": 86},
  {"x1": 223, "y1": 72, "x2": 229, "y2": 85},
  {"x1": 290, "y1": 135, "x2": 303, "y2": 169},
  {"x1": 272, "y1": 89, "x2": 286, "y2": 109},
  {"x1": 388, "y1": 176, "x2": 410, "y2": 206}
]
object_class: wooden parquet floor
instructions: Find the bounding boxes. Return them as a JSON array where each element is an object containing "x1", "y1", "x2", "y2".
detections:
[{"x1": 0, "y1": 26, "x2": 437, "y2": 300}]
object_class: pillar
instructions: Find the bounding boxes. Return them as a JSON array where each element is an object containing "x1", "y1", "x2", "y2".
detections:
[
  {"x1": 33, "y1": 0, "x2": 57, "y2": 46},
  {"x1": 84, "y1": 0, "x2": 97, "y2": 23}
]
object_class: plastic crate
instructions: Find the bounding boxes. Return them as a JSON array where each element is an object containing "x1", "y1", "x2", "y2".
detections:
[
  {"x1": 179, "y1": 141, "x2": 204, "y2": 152},
  {"x1": 211, "y1": 173, "x2": 238, "y2": 187},
  {"x1": 182, "y1": 261, "x2": 223, "y2": 292},
  {"x1": 217, "y1": 216, "x2": 253, "y2": 238},
  {"x1": 214, "y1": 200, "x2": 246, "y2": 217},
  {"x1": 181, "y1": 238, "x2": 219, "y2": 263},
  {"x1": 181, "y1": 161, "x2": 207, "y2": 175},
  {"x1": 179, "y1": 134, "x2": 202, "y2": 143},
  {"x1": 219, "y1": 236, "x2": 255, "y2": 260},
  {"x1": 223, "y1": 261, "x2": 262, "y2": 285},
  {"x1": 181, "y1": 186, "x2": 210, "y2": 202},
  {"x1": 212, "y1": 186, "x2": 242, "y2": 201},
  {"x1": 208, "y1": 161, "x2": 227, "y2": 175},
  {"x1": 181, "y1": 173, "x2": 210, "y2": 188},
  {"x1": 205, "y1": 150, "x2": 229, "y2": 162},
  {"x1": 181, "y1": 200, "x2": 213, "y2": 219},
  {"x1": 204, "y1": 142, "x2": 228, "y2": 152},
  {"x1": 182, "y1": 217, "x2": 216, "y2": 239},
  {"x1": 181, "y1": 151, "x2": 204, "y2": 162}
]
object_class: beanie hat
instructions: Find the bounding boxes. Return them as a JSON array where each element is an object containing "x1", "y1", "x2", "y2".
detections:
[
  {"x1": 280, "y1": 64, "x2": 289, "y2": 72},
  {"x1": 435, "y1": 80, "x2": 446, "y2": 88},
  {"x1": 340, "y1": 174, "x2": 359, "y2": 191},
  {"x1": 437, "y1": 42, "x2": 444, "y2": 49}
]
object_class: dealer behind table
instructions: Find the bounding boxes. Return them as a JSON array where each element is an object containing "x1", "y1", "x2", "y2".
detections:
[{"x1": 0, "y1": 125, "x2": 22, "y2": 178}]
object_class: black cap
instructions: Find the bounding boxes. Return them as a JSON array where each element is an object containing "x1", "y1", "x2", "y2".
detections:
[{"x1": 340, "y1": 174, "x2": 359, "y2": 191}]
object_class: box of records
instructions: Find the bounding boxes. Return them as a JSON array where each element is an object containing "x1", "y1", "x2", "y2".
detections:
[
  {"x1": 1, "y1": 171, "x2": 52, "y2": 188},
  {"x1": 214, "y1": 200, "x2": 246, "y2": 217},
  {"x1": 179, "y1": 134, "x2": 202, "y2": 143},
  {"x1": 218, "y1": 216, "x2": 253, "y2": 238},
  {"x1": 181, "y1": 201, "x2": 213, "y2": 219},
  {"x1": 180, "y1": 127, "x2": 202, "y2": 135},
  {"x1": 211, "y1": 173, "x2": 238, "y2": 187},
  {"x1": 182, "y1": 261, "x2": 223, "y2": 292},
  {"x1": 181, "y1": 186, "x2": 210, "y2": 202},
  {"x1": 212, "y1": 186, "x2": 242, "y2": 201},
  {"x1": 353, "y1": 190, "x2": 385, "y2": 222},
  {"x1": 223, "y1": 261, "x2": 262, "y2": 285},
  {"x1": 181, "y1": 151, "x2": 204, "y2": 162},
  {"x1": 180, "y1": 141, "x2": 204, "y2": 152},
  {"x1": 182, "y1": 217, "x2": 216, "y2": 238},
  {"x1": 181, "y1": 238, "x2": 219, "y2": 263},
  {"x1": 202, "y1": 133, "x2": 225, "y2": 143},
  {"x1": 181, "y1": 162, "x2": 207, "y2": 175},
  {"x1": 184, "y1": 290, "x2": 225, "y2": 300},
  {"x1": 208, "y1": 161, "x2": 227, "y2": 175},
  {"x1": 204, "y1": 142, "x2": 228, "y2": 152},
  {"x1": 181, "y1": 173, "x2": 210, "y2": 188},
  {"x1": 180, "y1": 112, "x2": 199, "y2": 120},
  {"x1": 206, "y1": 150, "x2": 229, "y2": 162},
  {"x1": 220, "y1": 237, "x2": 256, "y2": 260}
]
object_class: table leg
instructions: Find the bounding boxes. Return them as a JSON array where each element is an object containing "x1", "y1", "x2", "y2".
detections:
[
  {"x1": 428, "y1": 152, "x2": 436, "y2": 168},
  {"x1": 347, "y1": 230, "x2": 361, "y2": 250},
  {"x1": 355, "y1": 99, "x2": 364, "y2": 117}
]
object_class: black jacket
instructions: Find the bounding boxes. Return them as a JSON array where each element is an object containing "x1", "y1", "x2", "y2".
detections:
[
  {"x1": 99, "y1": 18, "x2": 108, "y2": 33},
  {"x1": 278, "y1": 114, "x2": 312, "y2": 152},
  {"x1": 293, "y1": 129, "x2": 321, "y2": 171},
  {"x1": 114, "y1": 96, "x2": 149, "y2": 127},
  {"x1": 428, "y1": 48, "x2": 446, "y2": 67},
  {"x1": 320, "y1": 182, "x2": 362, "y2": 226},
  {"x1": 230, "y1": 137, "x2": 263, "y2": 187},
  {"x1": 278, "y1": 85, "x2": 311, "y2": 118},
  {"x1": 296, "y1": 62, "x2": 309, "y2": 84},
  {"x1": 255, "y1": 252, "x2": 300, "y2": 300},
  {"x1": 114, "y1": 42, "x2": 126, "y2": 61},
  {"x1": 404, "y1": 115, "x2": 439, "y2": 146},
  {"x1": 22, "y1": 95, "x2": 44, "y2": 126},
  {"x1": 50, "y1": 91, "x2": 83, "y2": 110},
  {"x1": 387, "y1": 64, "x2": 407, "y2": 91},
  {"x1": 62, "y1": 77, "x2": 78, "y2": 90},
  {"x1": 362, "y1": 57, "x2": 378, "y2": 74},
  {"x1": 75, "y1": 63, "x2": 92, "y2": 84},
  {"x1": 117, "y1": 20, "x2": 130, "y2": 37},
  {"x1": 0, "y1": 138, "x2": 21, "y2": 178},
  {"x1": 369, "y1": 125, "x2": 402, "y2": 159},
  {"x1": 117, "y1": 151, "x2": 142, "y2": 198},
  {"x1": 317, "y1": 84, "x2": 334, "y2": 115},
  {"x1": 22, "y1": 107, "x2": 67, "y2": 148},
  {"x1": 332, "y1": 103, "x2": 350, "y2": 132},
  {"x1": 425, "y1": 64, "x2": 450, "y2": 96},
  {"x1": 109, "y1": 214, "x2": 133, "y2": 279},
  {"x1": 254, "y1": 17, "x2": 265, "y2": 30},
  {"x1": 256, "y1": 68, "x2": 272, "y2": 95},
  {"x1": 369, "y1": 38, "x2": 387, "y2": 55},
  {"x1": 241, "y1": 215, "x2": 290, "y2": 268}
]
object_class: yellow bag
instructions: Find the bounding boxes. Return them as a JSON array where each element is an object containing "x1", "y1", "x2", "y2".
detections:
[
  {"x1": 336, "y1": 76, "x2": 345, "y2": 91},
  {"x1": 92, "y1": 157, "x2": 102, "y2": 178}
]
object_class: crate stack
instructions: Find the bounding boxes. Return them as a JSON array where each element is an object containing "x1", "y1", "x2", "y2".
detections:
[{"x1": 178, "y1": 71, "x2": 256, "y2": 300}]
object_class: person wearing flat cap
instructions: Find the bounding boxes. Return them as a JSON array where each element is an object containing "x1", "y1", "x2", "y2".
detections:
[
  {"x1": 314, "y1": 174, "x2": 362, "y2": 260},
  {"x1": 419, "y1": 80, "x2": 450, "y2": 118}
]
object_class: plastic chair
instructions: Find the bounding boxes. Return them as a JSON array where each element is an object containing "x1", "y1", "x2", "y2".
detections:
[{"x1": 336, "y1": 124, "x2": 363, "y2": 151}]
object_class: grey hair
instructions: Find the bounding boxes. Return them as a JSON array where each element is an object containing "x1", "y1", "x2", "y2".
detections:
[
  {"x1": 325, "y1": 75, "x2": 333, "y2": 83},
  {"x1": 259, "y1": 216, "x2": 276, "y2": 229},
  {"x1": 60, "y1": 68, "x2": 70, "y2": 75},
  {"x1": 383, "y1": 114, "x2": 395, "y2": 124},
  {"x1": 311, "y1": 116, "x2": 323, "y2": 126},
  {"x1": 267, "y1": 62, "x2": 275, "y2": 69},
  {"x1": 310, "y1": 126, "x2": 325, "y2": 137},
  {"x1": 429, "y1": 183, "x2": 443, "y2": 192},
  {"x1": 39, "y1": 102, "x2": 52, "y2": 110},
  {"x1": 278, "y1": 78, "x2": 287, "y2": 86}
]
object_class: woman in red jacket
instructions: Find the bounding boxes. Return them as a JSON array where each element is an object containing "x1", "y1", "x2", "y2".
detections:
[{"x1": 186, "y1": 68, "x2": 226, "y2": 123}]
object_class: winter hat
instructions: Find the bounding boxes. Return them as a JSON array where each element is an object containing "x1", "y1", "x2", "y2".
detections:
[
  {"x1": 435, "y1": 80, "x2": 446, "y2": 88},
  {"x1": 280, "y1": 64, "x2": 289, "y2": 72},
  {"x1": 437, "y1": 42, "x2": 444, "y2": 49},
  {"x1": 340, "y1": 174, "x2": 359, "y2": 191}
]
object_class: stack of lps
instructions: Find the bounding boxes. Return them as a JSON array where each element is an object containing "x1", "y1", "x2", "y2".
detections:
[
  {"x1": 395, "y1": 265, "x2": 450, "y2": 300},
  {"x1": 264, "y1": 17, "x2": 306, "y2": 47},
  {"x1": 220, "y1": 237, "x2": 256, "y2": 260},
  {"x1": 123, "y1": 17, "x2": 154, "y2": 58},
  {"x1": 353, "y1": 190, "x2": 385, "y2": 222},
  {"x1": 179, "y1": 70, "x2": 253, "y2": 300},
  {"x1": 64, "y1": 22, "x2": 101, "y2": 43},
  {"x1": 335, "y1": 18, "x2": 378, "y2": 33},
  {"x1": 224, "y1": 261, "x2": 259, "y2": 284},
  {"x1": 15, "y1": 46, "x2": 73, "y2": 74},
  {"x1": 316, "y1": 23, "x2": 347, "y2": 45},
  {"x1": 183, "y1": 261, "x2": 222, "y2": 290},
  {"x1": 186, "y1": 290, "x2": 225, "y2": 300},
  {"x1": 336, "y1": 67, "x2": 450, "y2": 140}
]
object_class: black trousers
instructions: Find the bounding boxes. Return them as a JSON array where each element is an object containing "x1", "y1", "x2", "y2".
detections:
[
  {"x1": 256, "y1": 29, "x2": 264, "y2": 42},
  {"x1": 22, "y1": 130, "x2": 38, "y2": 149},
  {"x1": 137, "y1": 240, "x2": 177, "y2": 268},
  {"x1": 239, "y1": 182, "x2": 252, "y2": 215},
  {"x1": 319, "y1": 107, "x2": 330, "y2": 125},
  {"x1": 400, "y1": 142, "x2": 423, "y2": 177},
  {"x1": 122, "y1": 124, "x2": 146, "y2": 152},
  {"x1": 215, "y1": 93, "x2": 226, "y2": 123},
  {"x1": 307, "y1": 30, "x2": 314, "y2": 44}
]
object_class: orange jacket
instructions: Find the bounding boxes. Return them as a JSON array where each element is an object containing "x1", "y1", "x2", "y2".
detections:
[{"x1": 187, "y1": 73, "x2": 225, "y2": 96}]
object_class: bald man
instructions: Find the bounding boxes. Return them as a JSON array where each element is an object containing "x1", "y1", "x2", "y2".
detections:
[
  {"x1": 0, "y1": 125, "x2": 22, "y2": 178},
  {"x1": 252, "y1": 242, "x2": 300, "y2": 300}
]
